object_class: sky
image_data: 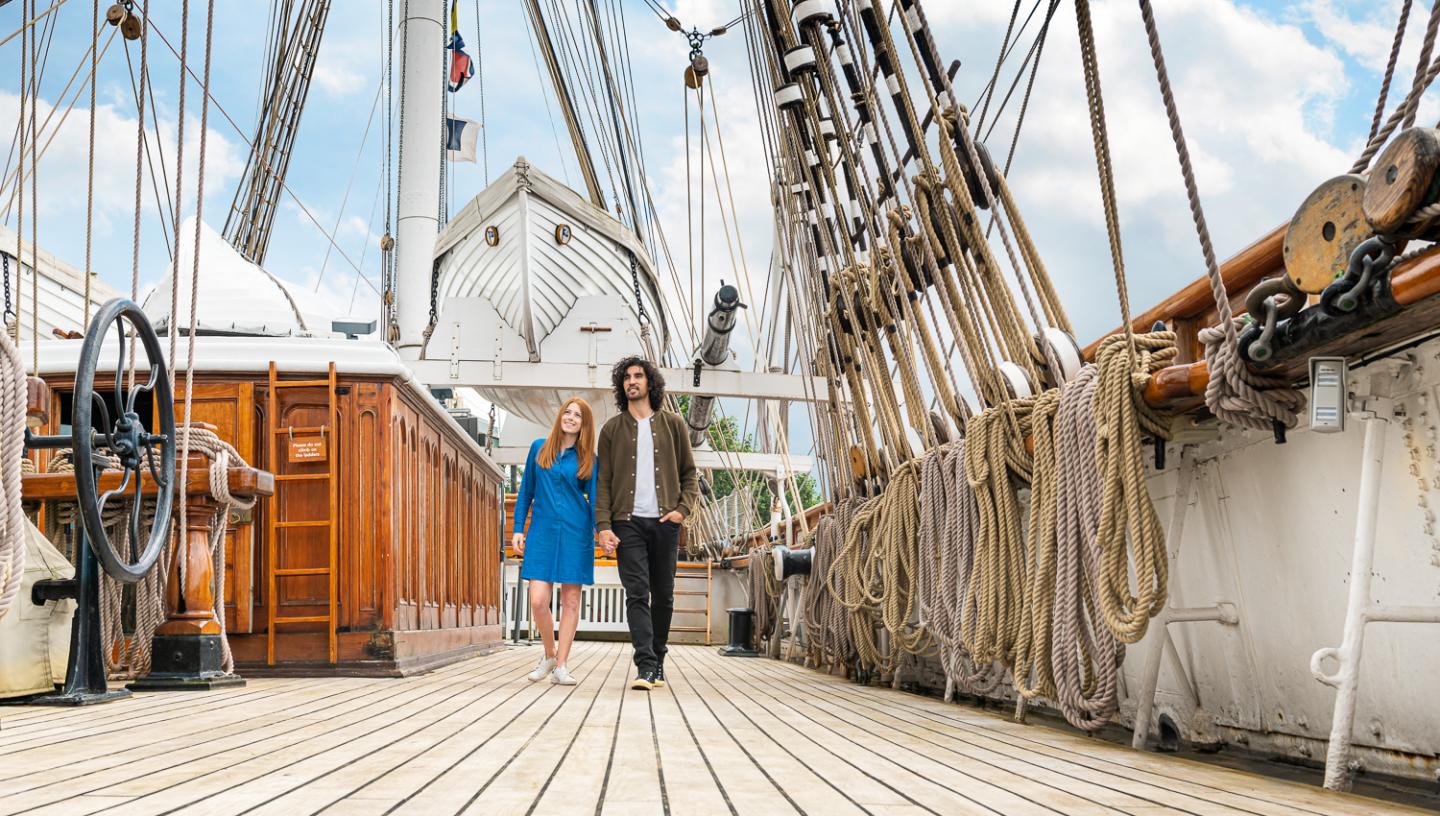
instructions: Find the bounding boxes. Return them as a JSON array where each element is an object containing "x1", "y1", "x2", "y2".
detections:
[{"x1": 0, "y1": 0, "x2": 1430, "y2": 467}]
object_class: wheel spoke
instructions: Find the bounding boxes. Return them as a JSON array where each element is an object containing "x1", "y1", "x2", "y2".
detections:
[
  {"x1": 112, "y1": 320, "x2": 128, "y2": 412},
  {"x1": 128, "y1": 472, "x2": 144, "y2": 561},
  {"x1": 97, "y1": 464, "x2": 132, "y2": 518},
  {"x1": 90, "y1": 393, "x2": 113, "y2": 447}
]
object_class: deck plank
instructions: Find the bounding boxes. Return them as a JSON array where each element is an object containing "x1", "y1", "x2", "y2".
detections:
[
  {"x1": 458, "y1": 643, "x2": 629, "y2": 815},
  {"x1": 0, "y1": 645, "x2": 1431, "y2": 816},
  {"x1": 663, "y1": 653, "x2": 803, "y2": 814},
  {"x1": 595, "y1": 648, "x2": 666, "y2": 816},
  {"x1": 528, "y1": 645, "x2": 647, "y2": 816},
  {"x1": 724, "y1": 650, "x2": 1427, "y2": 816}
]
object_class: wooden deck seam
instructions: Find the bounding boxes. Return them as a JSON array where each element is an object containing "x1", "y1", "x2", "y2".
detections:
[
  {"x1": 454, "y1": 644, "x2": 626, "y2": 815},
  {"x1": 666, "y1": 653, "x2": 808, "y2": 815},
  {"x1": 521, "y1": 644, "x2": 630, "y2": 816},
  {"x1": 678, "y1": 650, "x2": 1047, "y2": 816},
  {"x1": 675, "y1": 650, "x2": 937, "y2": 815},
  {"x1": 0, "y1": 652, "x2": 533, "y2": 814},
  {"x1": 655, "y1": 663, "x2": 739, "y2": 816},
  {"x1": 93, "y1": 649, "x2": 537, "y2": 816},
  {"x1": 374, "y1": 644, "x2": 613, "y2": 815},
  {"x1": 740, "y1": 655, "x2": 1347, "y2": 816},
  {"x1": 704, "y1": 651, "x2": 1210, "y2": 816}
]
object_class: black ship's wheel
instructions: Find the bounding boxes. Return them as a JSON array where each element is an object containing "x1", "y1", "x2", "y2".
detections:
[{"x1": 71, "y1": 298, "x2": 176, "y2": 583}]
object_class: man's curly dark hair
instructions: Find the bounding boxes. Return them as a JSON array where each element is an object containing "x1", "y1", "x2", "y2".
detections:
[{"x1": 611, "y1": 355, "x2": 665, "y2": 412}]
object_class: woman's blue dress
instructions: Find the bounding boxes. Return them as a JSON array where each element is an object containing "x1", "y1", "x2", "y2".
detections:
[{"x1": 513, "y1": 439, "x2": 597, "y2": 585}]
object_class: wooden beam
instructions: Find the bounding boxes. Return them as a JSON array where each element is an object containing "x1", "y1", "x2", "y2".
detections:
[{"x1": 21, "y1": 464, "x2": 273, "y2": 501}]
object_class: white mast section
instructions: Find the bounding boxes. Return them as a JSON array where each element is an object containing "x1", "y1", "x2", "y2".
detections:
[{"x1": 395, "y1": 0, "x2": 445, "y2": 359}]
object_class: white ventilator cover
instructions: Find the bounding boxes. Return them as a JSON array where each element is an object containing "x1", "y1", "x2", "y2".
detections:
[
  {"x1": 0, "y1": 520, "x2": 74, "y2": 698},
  {"x1": 1042, "y1": 327, "x2": 1085, "y2": 383}
]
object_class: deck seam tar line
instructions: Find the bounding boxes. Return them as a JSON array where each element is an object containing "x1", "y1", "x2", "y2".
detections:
[
  {"x1": 168, "y1": 646, "x2": 558, "y2": 815},
  {"x1": 669, "y1": 650, "x2": 931, "y2": 815},
  {"x1": 728, "y1": 653, "x2": 1328, "y2": 816},
  {"x1": 0, "y1": 645, "x2": 1430, "y2": 816},
  {"x1": 688, "y1": 649, "x2": 1204, "y2": 816},
  {"x1": 0, "y1": 650, "x2": 534, "y2": 816},
  {"x1": 679, "y1": 650, "x2": 1064, "y2": 816}
]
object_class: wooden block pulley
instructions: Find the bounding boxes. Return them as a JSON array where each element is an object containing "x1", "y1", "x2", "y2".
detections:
[
  {"x1": 1283, "y1": 174, "x2": 1369, "y2": 294},
  {"x1": 1363, "y1": 127, "x2": 1440, "y2": 237}
]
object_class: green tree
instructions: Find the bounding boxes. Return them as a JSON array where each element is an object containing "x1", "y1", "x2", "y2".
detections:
[{"x1": 677, "y1": 397, "x2": 821, "y2": 524}]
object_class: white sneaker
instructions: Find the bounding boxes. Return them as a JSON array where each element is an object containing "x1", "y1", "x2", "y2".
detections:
[
  {"x1": 550, "y1": 665, "x2": 577, "y2": 685},
  {"x1": 527, "y1": 656, "x2": 557, "y2": 682}
]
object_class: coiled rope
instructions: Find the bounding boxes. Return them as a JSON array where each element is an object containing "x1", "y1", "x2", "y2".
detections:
[{"x1": 0, "y1": 328, "x2": 27, "y2": 621}]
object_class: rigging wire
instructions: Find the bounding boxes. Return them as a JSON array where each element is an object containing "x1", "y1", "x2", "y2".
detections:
[
  {"x1": 145, "y1": 18, "x2": 379, "y2": 293},
  {"x1": 314, "y1": 74, "x2": 384, "y2": 293},
  {"x1": 520, "y1": 1, "x2": 575, "y2": 189}
]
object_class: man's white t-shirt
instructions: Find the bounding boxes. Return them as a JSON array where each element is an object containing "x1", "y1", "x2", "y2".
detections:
[{"x1": 632, "y1": 415, "x2": 660, "y2": 517}]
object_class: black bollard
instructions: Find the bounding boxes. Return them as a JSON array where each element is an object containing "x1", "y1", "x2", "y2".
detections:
[{"x1": 718, "y1": 608, "x2": 760, "y2": 657}]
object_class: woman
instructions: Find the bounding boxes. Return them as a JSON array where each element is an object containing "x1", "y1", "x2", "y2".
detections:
[{"x1": 512, "y1": 397, "x2": 597, "y2": 685}]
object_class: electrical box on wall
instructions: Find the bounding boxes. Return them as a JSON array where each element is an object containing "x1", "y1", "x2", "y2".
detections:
[{"x1": 1309, "y1": 357, "x2": 1347, "y2": 433}]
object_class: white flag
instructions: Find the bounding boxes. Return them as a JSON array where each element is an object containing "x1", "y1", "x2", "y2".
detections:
[{"x1": 445, "y1": 116, "x2": 480, "y2": 164}]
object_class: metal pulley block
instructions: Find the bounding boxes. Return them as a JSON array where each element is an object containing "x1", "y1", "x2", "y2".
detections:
[
  {"x1": 105, "y1": 3, "x2": 127, "y2": 25},
  {"x1": 1363, "y1": 127, "x2": 1440, "y2": 239},
  {"x1": 1283, "y1": 174, "x2": 1371, "y2": 294},
  {"x1": 685, "y1": 54, "x2": 709, "y2": 89},
  {"x1": 1037, "y1": 327, "x2": 1084, "y2": 386},
  {"x1": 997, "y1": 360, "x2": 1034, "y2": 400}
]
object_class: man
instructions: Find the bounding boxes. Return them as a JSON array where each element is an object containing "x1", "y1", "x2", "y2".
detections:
[{"x1": 596, "y1": 356, "x2": 700, "y2": 690}]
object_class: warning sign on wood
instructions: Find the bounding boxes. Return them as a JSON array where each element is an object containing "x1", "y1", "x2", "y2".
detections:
[{"x1": 287, "y1": 433, "x2": 328, "y2": 463}]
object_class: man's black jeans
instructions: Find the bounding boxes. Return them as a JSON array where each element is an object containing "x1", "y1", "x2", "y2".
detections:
[{"x1": 614, "y1": 517, "x2": 679, "y2": 671}]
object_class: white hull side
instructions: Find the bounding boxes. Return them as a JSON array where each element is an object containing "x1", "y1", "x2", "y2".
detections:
[{"x1": 1127, "y1": 380, "x2": 1440, "y2": 779}]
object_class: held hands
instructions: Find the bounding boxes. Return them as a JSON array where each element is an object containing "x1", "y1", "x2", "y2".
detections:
[
  {"x1": 599, "y1": 529, "x2": 620, "y2": 557},
  {"x1": 511, "y1": 532, "x2": 525, "y2": 556}
]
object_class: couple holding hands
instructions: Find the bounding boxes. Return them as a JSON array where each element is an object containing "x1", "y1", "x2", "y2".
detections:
[{"x1": 510, "y1": 356, "x2": 699, "y2": 690}]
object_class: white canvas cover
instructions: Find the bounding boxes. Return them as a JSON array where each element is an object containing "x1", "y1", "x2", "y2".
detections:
[{"x1": 0, "y1": 520, "x2": 74, "y2": 698}]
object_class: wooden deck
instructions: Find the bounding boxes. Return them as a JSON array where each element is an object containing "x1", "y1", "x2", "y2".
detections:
[{"x1": 0, "y1": 643, "x2": 1428, "y2": 815}]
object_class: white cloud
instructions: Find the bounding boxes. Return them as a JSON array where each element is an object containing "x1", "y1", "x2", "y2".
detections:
[
  {"x1": 0, "y1": 90, "x2": 243, "y2": 278},
  {"x1": 311, "y1": 39, "x2": 373, "y2": 98},
  {"x1": 929, "y1": 0, "x2": 1354, "y2": 338}
]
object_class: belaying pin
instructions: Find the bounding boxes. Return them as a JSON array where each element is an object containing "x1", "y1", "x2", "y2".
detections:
[
  {"x1": 1272, "y1": 418, "x2": 1288, "y2": 445},
  {"x1": 1153, "y1": 436, "x2": 1166, "y2": 470}
]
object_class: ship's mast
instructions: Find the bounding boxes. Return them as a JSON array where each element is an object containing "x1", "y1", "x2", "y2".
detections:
[{"x1": 394, "y1": 0, "x2": 446, "y2": 359}]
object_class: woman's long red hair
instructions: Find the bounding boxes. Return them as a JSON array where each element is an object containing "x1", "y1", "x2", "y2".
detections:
[{"x1": 537, "y1": 397, "x2": 595, "y2": 479}]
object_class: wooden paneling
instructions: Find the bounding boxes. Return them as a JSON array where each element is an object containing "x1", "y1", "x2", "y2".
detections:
[{"x1": 171, "y1": 381, "x2": 257, "y2": 633}]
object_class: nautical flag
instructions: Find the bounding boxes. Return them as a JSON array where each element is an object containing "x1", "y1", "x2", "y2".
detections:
[
  {"x1": 446, "y1": 116, "x2": 480, "y2": 163},
  {"x1": 447, "y1": 1, "x2": 474, "y2": 92}
]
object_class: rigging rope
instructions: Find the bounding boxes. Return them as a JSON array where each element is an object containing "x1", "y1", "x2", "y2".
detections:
[
  {"x1": 1128, "y1": 0, "x2": 1305, "y2": 431},
  {"x1": 0, "y1": 327, "x2": 26, "y2": 620}
]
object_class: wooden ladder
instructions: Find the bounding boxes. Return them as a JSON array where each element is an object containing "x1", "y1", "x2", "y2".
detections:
[
  {"x1": 265, "y1": 362, "x2": 339, "y2": 664},
  {"x1": 671, "y1": 561, "x2": 713, "y2": 644}
]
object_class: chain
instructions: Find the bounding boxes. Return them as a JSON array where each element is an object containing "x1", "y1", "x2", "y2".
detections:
[
  {"x1": 629, "y1": 250, "x2": 649, "y2": 324},
  {"x1": 487, "y1": 402, "x2": 497, "y2": 452},
  {"x1": 1, "y1": 253, "x2": 11, "y2": 326},
  {"x1": 429, "y1": 258, "x2": 440, "y2": 325}
]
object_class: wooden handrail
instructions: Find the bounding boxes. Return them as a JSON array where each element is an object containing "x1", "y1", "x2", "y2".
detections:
[
  {"x1": 1083, "y1": 224, "x2": 1286, "y2": 361},
  {"x1": 1142, "y1": 245, "x2": 1440, "y2": 406}
]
